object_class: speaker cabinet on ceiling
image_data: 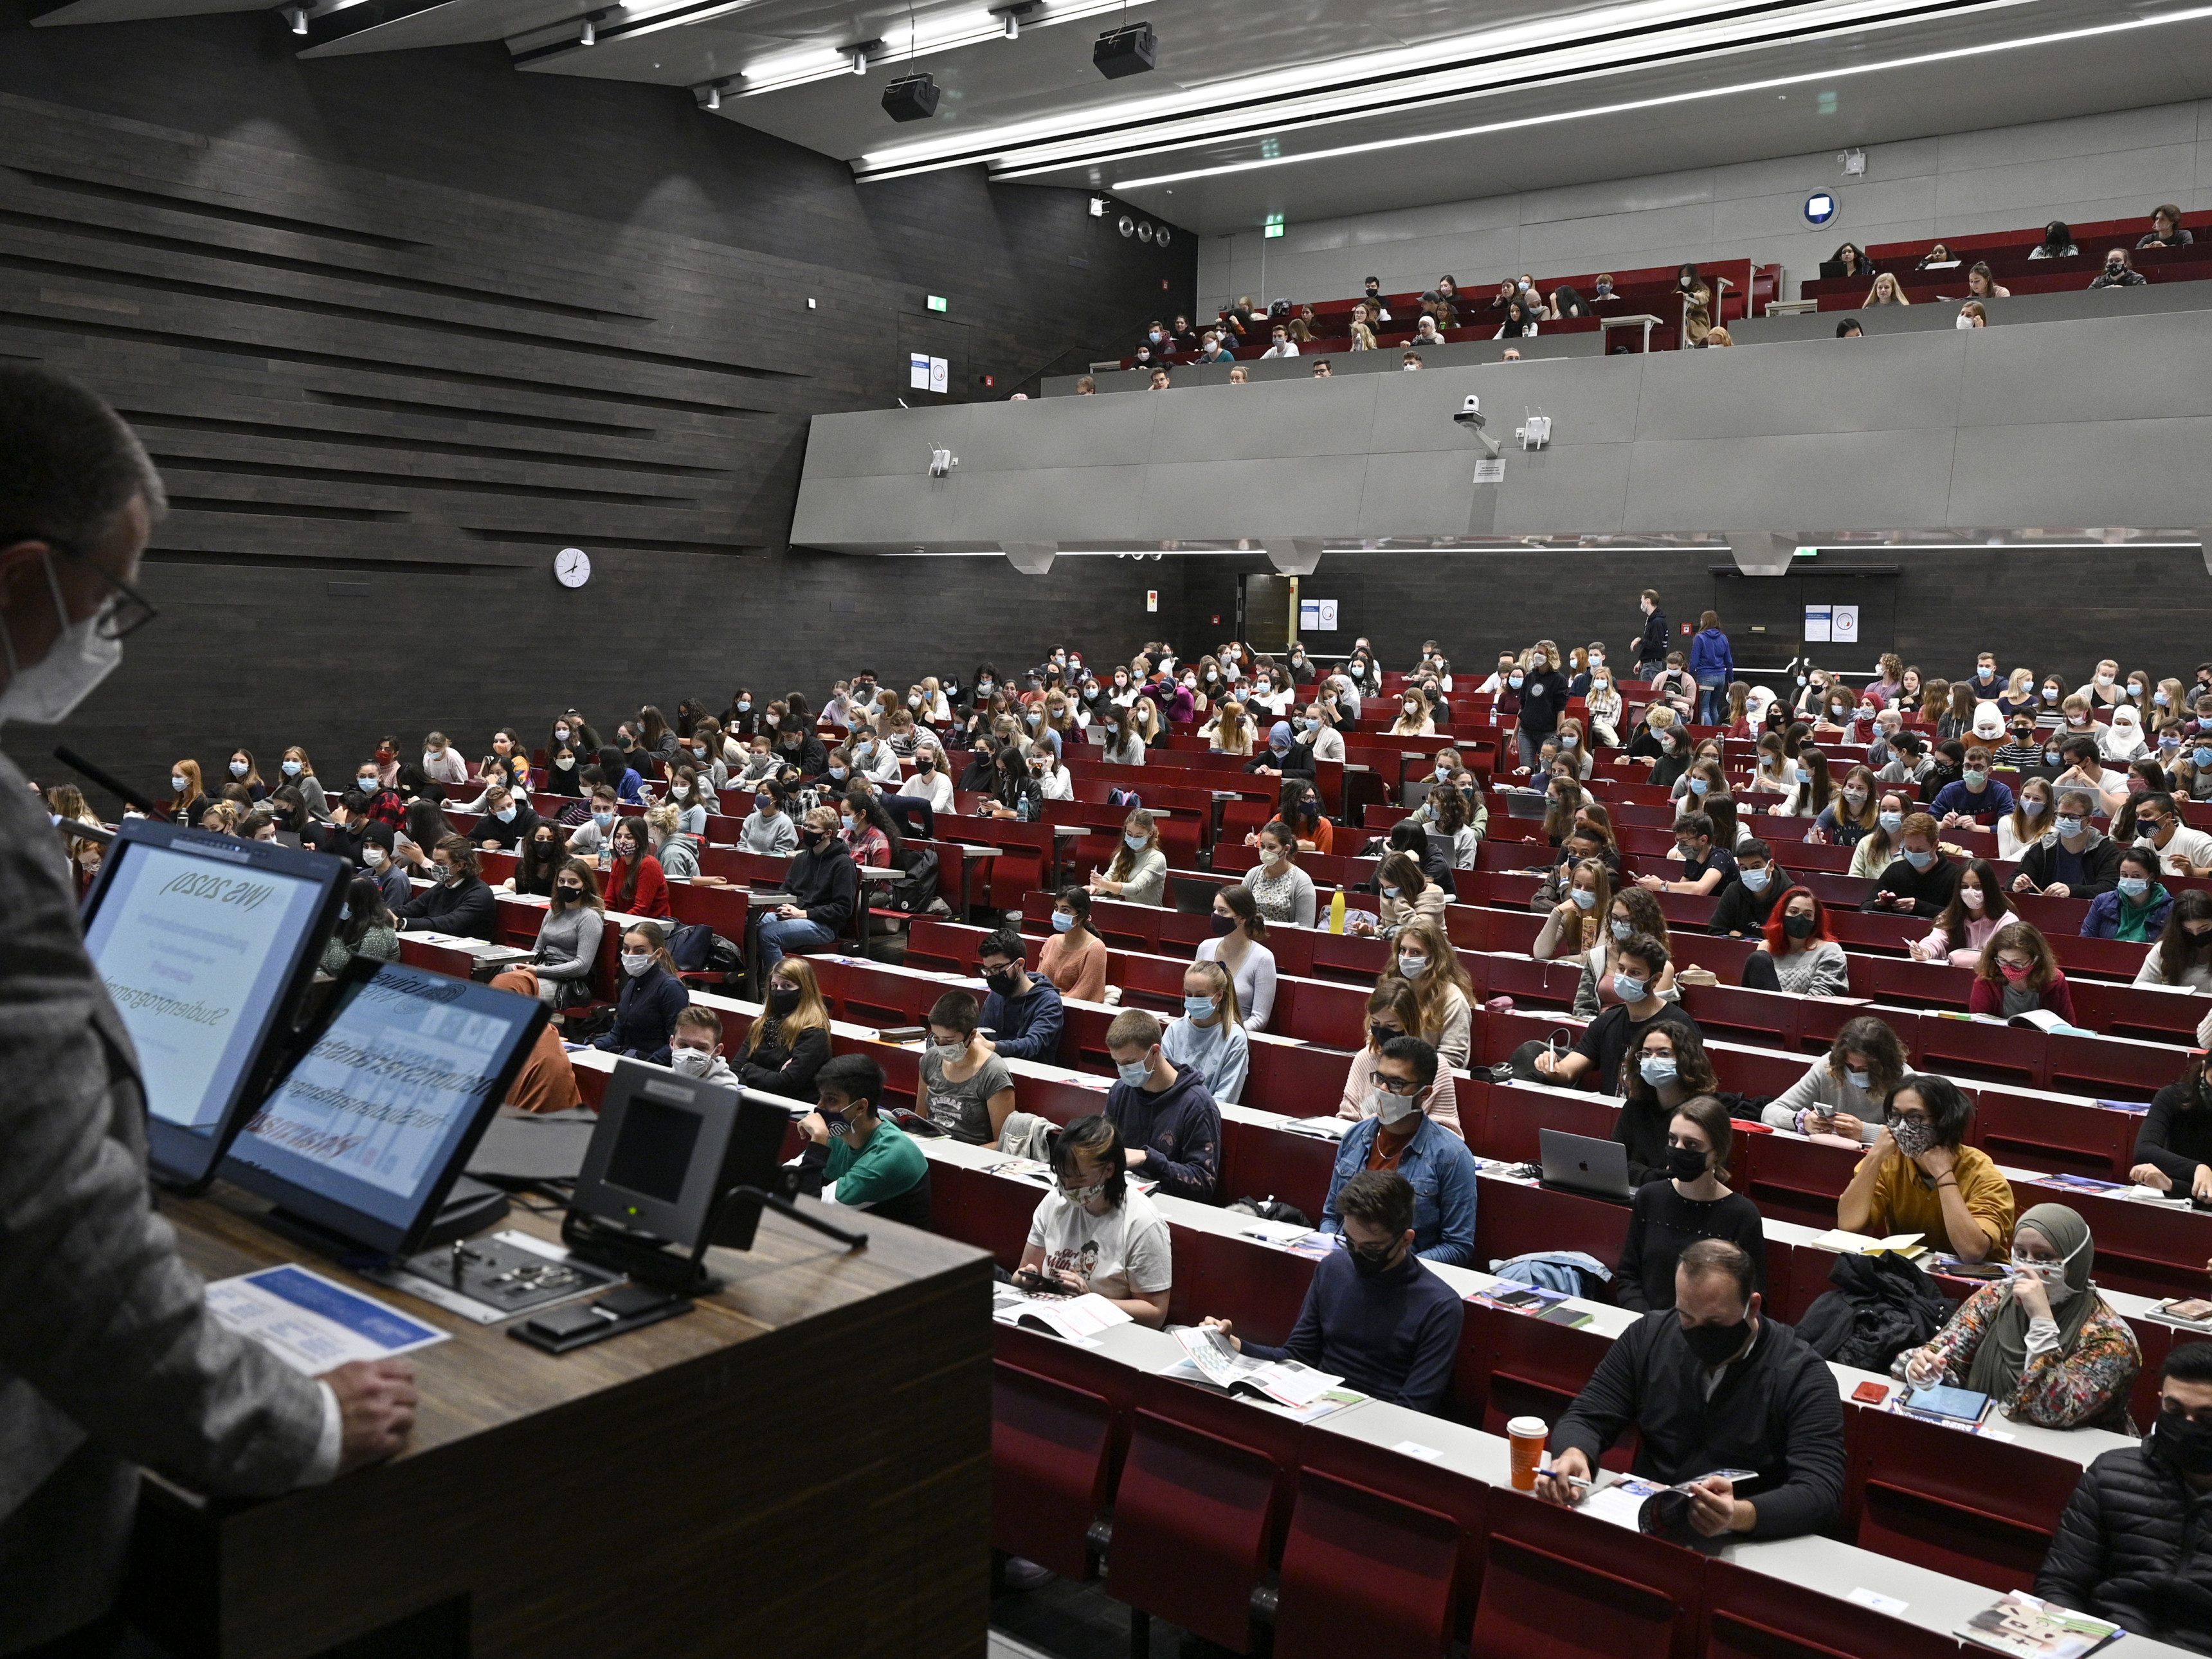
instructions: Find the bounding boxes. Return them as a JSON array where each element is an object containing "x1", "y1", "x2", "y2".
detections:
[
  {"x1": 882, "y1": 72, "x2": 941, "y2": 121},
  {"x1": 1092, "y1": 23, "x2": 1157, "y2": 77}
]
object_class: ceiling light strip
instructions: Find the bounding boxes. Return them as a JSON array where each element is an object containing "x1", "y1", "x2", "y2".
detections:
[
  {"x1": 1087, "y1": 3, "x2": 2212, "y2": 188},
  {"x1": 720, "y1": 0, "x2": 1159, "y2": 94},
  {"x1": 854, "y1": 0, "x2": 2017, "y2": 176}
]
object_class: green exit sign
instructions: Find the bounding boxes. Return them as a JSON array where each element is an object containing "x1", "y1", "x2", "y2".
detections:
[
  {"x1": 1794, "y1": 545, "x2": 1818, "y2": 558},
  {"x1": 927, "y1": 295, "x2": 948, "y2": 313},
  {"x1": 1263, "y1": 213, "x2": 1285, "y2": 239}
]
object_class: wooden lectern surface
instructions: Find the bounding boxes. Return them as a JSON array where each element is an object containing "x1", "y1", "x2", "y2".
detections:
[{"x1": 136, "y1": 1187, "x2": 995, "y2": 1659}]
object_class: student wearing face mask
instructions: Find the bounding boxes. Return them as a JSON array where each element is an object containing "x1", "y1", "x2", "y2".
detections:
[
  {"x1": 756, "y1": 808, "x2": 855, "y2": 972},
  {"x1": 2000, "y1": 775, "x2": 2054, "y2": 860},
  {"x1": 1238, "y1": 820, "x2": 1317, "y2": 929},
  {"x1": 1089, "y1": 808, "x2": 1167, "y2": 907},
  {"x1": 1615, "y1": 1096, "x2": 1767, "y2": 1312},
  {"x1": 1970, "y1": 921, "x2": 2077, "y2": 1023},
  {"x1": 975, "y1": 928, "x2": 1064, "y2": 1063},
  {"x1": 1841, "y1": 1073, "x2": 2013, "y2": 1261},
  {"x1": 2082, "y1": 847, "x2": 2170, "y2": 943},
  {"x1": 1388, "y1": 916, "x2": 1476, "y2": 1067},
  {"x1": 644, "y1": 801, "x2": 699, "y2": 882},
  {"x1": 1612, "y1": 1021, "x2": 1721, "y2": 1187},
  {"x1": 1896, "y1": 1202, "x2": 2139, "y2": 1432},
  {"x1": 2134, "y1": 790, "x2": 2212, "y2": 878},
  {"x1": 1762, "y1": 1015, "x2": 1905, "y2": 1145},
  {"x1": 918, "y1": 990, "x2": 1017, "y2": 1145},
  {"x1": 793, "y1": 1056, "x2": 930, "y2": 1226},
  {"x1": 729, "y1": 956, "x2": 831, "y2": 1102},
  {"x1": 527, "y1": 858, "x2": 604, "y2": 1010},
  {"x1": 1037, "y1": 886, "x2": 1108, "y2": 1004},
  {"x1": 2036, "y1": 1342, "x2": 2212, "y2": 1648},
  {"x1": 1101, "y1": 1009, "x2": 1221, "y2": 1202},
  {"x1": 1184, "y1": 885, "x2": 1272, "y2": 1029},
  {"x1": 1200, "y1": 1170, "x2": 1462, "y2": 1411},
  {"x1": 272, "y1": 745, "x2": 327, "y2": 822},
  {"x1": 417, "y1": 732, "x2": 468, "y2": 790},
  {"x1": 503, "y1": 819, "x2": 568, "y2": 897},
  {"x1": 394, "y1": 835, "x2": 496, "y2": 939},
  {"x1": 1539, "y1": 1240, "x2": 1846, "y2": 1543},
  {"x1": 318, "y1": 876, "x2": 400, "y2": 976},
  {"x1": 2133, "y1": 892, "x2": 2212, "y2": 998},
  {"x1": 1709, "y1": 839, "x2": 1793, "y2": 938},
  {"x1": 1536, "y1": 933, "x2": 1699, "y2": 1092},
  {"x1": 1161, "y1": 961, "x2": 1249, "y2": 1105},
  {"x1": 1865, "y1": 811, "x2": 1959, "y2": 916},
  {"x1": 353, "y1": 820, "x2": 412, "y2": 915},
  {"x1": 590, "y1": 921, "x2": 687, "y2": 1064},
  {"x1": 1015, "y1": 1114, "x2": 1172, "y2": 1325},
  {"x1": 2013, "y1": 788, "x2": 2121, "y2": 900},
  {"x1": 1811, "y1": 763, "x2": 1881, "y2": 849},
  {"x1": 662, "y1": 1006, "x2": 739, "y2": 1085},
  {"x1": 1739, "y1": 886, "x2": 1849, "y2": 997},
  {"x1": 471, "y1": 784, "x2": 541, "y2": 854},
  {"x1": 1317, "y1": 1036, "x2": 1476, "y2": 1264},
  {"x1": 603, "y1": 817, "x2": 672, "y2": 919},
  {"x1": 1908, "y1": 857, "x2": 2009, "y2": 965},
  {"x1": 1636, "y1": 811, "x2": 1737, "y2": 899}
]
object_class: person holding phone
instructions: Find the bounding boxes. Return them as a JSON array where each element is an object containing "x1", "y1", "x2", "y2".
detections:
[
  {"x1": 1762, "y1": 1015, "x2": 1905, "y2": 1144},
  {"x1": 1013, "y1": 1114, "x2": 1171, "y2": 1327}
]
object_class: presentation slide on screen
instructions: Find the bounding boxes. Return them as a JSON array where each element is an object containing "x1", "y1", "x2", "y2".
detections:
[
  {"x1": 83, "y1": 844, "x2": 323, "y2": 1131},
  {"x1": 236, "y1": 967, "x2": 517, "y2": 1220}
]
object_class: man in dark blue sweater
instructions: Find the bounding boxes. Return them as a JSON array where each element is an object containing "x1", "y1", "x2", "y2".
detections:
[
  {"x1": 978, "y1": 928, "x2": 1065, "y2": 1064},
  {"x1": 1102, "y1": 1008, "x2": 1220, "y2": 1202},
  {"x1": 1199, "y1": 1170, "x2": 1463, "y2": 1411}
]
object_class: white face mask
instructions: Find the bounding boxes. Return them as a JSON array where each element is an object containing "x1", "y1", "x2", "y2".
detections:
[
  {"x1": 669, "y1": 1046, "x2": 716, "y2": 1077},
  {"x1": 0, "y1": 555, "x2": 124, "y2": 727}
]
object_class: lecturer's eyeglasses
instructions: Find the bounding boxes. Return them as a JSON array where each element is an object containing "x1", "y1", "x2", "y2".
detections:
[{"x1": 2, "y1": 534, "x2": 159, "y2": 641}]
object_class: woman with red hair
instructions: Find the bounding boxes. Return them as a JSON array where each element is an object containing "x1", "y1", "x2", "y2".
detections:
[{"x1": 1742, "y1": 885, "x2": 1849, "y2": 995}]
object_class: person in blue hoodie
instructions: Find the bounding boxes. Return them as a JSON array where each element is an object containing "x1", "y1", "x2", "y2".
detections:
[
  {"x1": 1689, "y1": 609, "x2": 1735, "y2": 727},
  {"x1": 1103, "y1": 1008, "x2": 1222, "y2": 1202},
  {"x1": 1320, "y1": 1035, "x2": 1478, "y2": 1265},
  {"x1": 977, "y1": 928, "x2": 1065, "y2": 1062}
]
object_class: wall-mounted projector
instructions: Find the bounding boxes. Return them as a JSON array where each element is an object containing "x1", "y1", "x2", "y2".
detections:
[
  {"x1": 1094, "y1": 22, "x2": 1156, "y2": 78},
  {"x1": 882, "y1": 71, "x2": 941, "y2": 121}
]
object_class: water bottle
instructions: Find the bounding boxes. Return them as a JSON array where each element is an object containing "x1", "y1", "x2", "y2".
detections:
[{"x1": 1328, "y1": 888, "x2": 1346, "y2": 934}]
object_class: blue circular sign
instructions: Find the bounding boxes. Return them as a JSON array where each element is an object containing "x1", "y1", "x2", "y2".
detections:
[{"x1": 1803, "y1": 190, "x2": 1838, "y2": 226}]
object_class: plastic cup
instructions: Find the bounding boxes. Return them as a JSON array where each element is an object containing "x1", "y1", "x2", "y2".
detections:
[{"x1": 1507, "y1": 1416, "x2": 1548, "y2": 1492}]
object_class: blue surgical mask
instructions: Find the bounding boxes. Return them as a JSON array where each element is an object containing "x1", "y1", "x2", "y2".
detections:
[
  {"x1": 1689, "y1": 777, "x2": 1710, "y2": 796},
  {"x1": 1571, "y1": 887, "x2": 1597, "y2": 911},
  {"x1": 1904, "y1": 848, "x2": 1936, "y2": 871},
  {"x1": 1878, "y1": 811, "x2": 1903, "y2": 833},
  {"x1": 494, "y1": 807, "x2": 516, "y2": 824},
  {"x1": 1124, "y1": 831, "x2": 1148, "y2": 851},
  {"x1": 2156, "y1": 691, "x2": 2171, "y2": 707},
  {"x1": 1610, "y1": 920, "x2": 1632, "y2": 941},
  {"x1": 1397, "y1": 953, "x2": 1430, "y2": 978},
  {"x1": 593, "y1": 811, "x2": 615, "y2": 829},
  {"x1": 2021, "y1": 797, "x2": 2045, "y2": 817},
  {"x1": 1183, "y1": 994, "x2": 1216, "y2": 1019},
  {"x1": 1742, "y1": 866, "x2": 1771, "y2": 893},
  {"x1": 828, "y1": 766, "x2": 847, "y2": 780},
  {"x1": 1051, "y1": 911, "x2": 1076, "y2": 933},
  {"x1": 1640, "y1": 1055, "x2": 1678, "y2": 1087},
  {"x1": 2045, "y1": 749, "x2": 2063, "y2": 766},
  {"x1": 281, "y1": 759, "x2": 302, "y2": 776},
  {"x1": 1794, "y1": 766, "x2": 1811, "y2": 784},
  {"x1": 1845, "y1": 1068, "x2": 1871, "y2": 1092},
  {"x1": 1613, "y1": 972, "x2": 1647, "y2": 1002},
  {"x1": 1509, "y1": 674, "x2": 1524, "y2": 689},
  {"x1": 1116, "y1": 1057, "x2": 1152, "y2": 1087},
  {"x1": 2055, "y1": 815, "x2": 2084, "y2": 838},
  {"x1": 2196, "y1": 748, "x2": 2212, "y2": 769},
  {"x1": 2119, "y1": 875, "x2": 2150, "y2": 900}
]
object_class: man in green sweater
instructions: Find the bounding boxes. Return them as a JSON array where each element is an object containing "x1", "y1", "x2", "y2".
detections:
[{"x1": 796, "y1": 1055, "x2": 930, "y2": 1225}]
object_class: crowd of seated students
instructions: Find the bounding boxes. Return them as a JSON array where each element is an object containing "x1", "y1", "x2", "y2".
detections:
[{"x1": 48, "y1": 610, "x2": 2212, "y2": 1642}]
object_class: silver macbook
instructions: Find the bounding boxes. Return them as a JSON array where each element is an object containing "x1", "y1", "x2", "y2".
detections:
[{"x1": 1539, "y1": 1128, "x2": 1635, "y2": 1201}]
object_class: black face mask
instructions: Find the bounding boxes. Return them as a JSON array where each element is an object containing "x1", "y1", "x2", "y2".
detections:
[
  {"x1": 1784, "y1": 914, "x2": 1815, "y2": 939},
  {"x1": 1211, "y1": 913, "x2": 1238, "y2": 936},
  {"x1": 984, "y1": 966, "x2": 1020, "y2": 997},
  {"x1": 1349, "y1": 1240, "x2": 1399, "y2": 1278},
  {"x1": 2150, "y1": 1410, "x2": 2212, "y2": 1476},
  {"x1": 1682, "y1": 1317, "x2": 1751, "y2": 1367},
  {"x1": 1368, "y1": 1022, "x2": 1397, "y2": 1050},
  {"x1": 766, "y1": 984, "x2": 801, "y2": 1016},
  {"x1": 1666, "y1": 1145, "x2": 1709, "y2": 1183}
]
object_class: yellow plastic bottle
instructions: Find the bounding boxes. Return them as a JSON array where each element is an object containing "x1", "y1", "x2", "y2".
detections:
[{"x1": 1328, "y1": 888, "x2": 1346, "y2": 934}]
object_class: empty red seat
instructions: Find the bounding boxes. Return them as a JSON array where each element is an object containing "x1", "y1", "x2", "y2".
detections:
[
  {"x1": 992, "y1": 1363, "x2": 1116, "y2": 1581},
  {"x1": 1471, "y1": 1500, "x2": 1705, "y2": 1659},
  {"x1": 1272, "y1": 1469, "x2": 1465, "y2": 1659}
]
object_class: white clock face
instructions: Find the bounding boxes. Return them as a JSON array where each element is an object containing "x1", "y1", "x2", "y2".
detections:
[{"x1": 555, "y1": 547, "x2": 592, "y2": 588}]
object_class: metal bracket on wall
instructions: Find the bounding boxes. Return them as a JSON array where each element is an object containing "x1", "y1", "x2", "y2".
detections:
[
  {"x1": 1263, "y1": 538, "x2": 1322, "y2": 576},
  {"x1": 1001, "y1": 542, "x2": 1056, "y2": 575},
  {"x1": 1727, "y1": 532, "x2": 1797, "y2": 576}
]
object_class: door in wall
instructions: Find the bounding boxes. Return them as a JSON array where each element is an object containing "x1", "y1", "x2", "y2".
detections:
[{"x1": 1240, "y1": 573, "x2": 1292, "y2": 652}]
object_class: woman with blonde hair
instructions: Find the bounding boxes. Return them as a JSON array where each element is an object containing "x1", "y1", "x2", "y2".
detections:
[
  {"x1": 1348, "y1": 302, "x2": 1378, "y2": 351},
  {"x1": 1164, "y1": 958, "x2": 1249, "y2": 1103},
  {"x1": 1865, "y1": 271, "x2": 1910, "y2": 305},
  {"x1": 167, "y1": 757, "x2": 208, "y2": 826},
  {"x1": 1534, "y1": 857, "x2": 1613, "y2": 962},
  {"x1": 1390, "y1": 916, "x2": 1473, "y2": 1067},
  {"x1": 1090, "y1": 808, "x2": 1167, "y2": 905},
  {"x1": 738, "y1": 955, "x2": 833, "y2": 1101},
  {"x1": 1584, "y1": 662, "x2": 1623, "y2": 747},
  {"x1": 1338, "y1": 977, "x2": 1462, "y2": 1138},
  {"x1": 1204, "y1": 698, "x2": 1254, "y2": 756},
  {"x1": 1390, "y1": 686, "x2": 1436, "y2": 736}
]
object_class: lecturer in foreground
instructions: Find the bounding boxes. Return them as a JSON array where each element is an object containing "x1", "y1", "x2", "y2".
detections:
[
  {"x1": 0, "y1": 365, "x2": 417, "y2": 1657},
  {"x1": 1535, "y1": 1238, "x2": 1845, "y2": 1540}
]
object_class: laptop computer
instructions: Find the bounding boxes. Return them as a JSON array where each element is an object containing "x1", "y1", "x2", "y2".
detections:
[
  {"x1": 1539, "y1": 1128, "x2": 1635, "y2": 1202},
  {"x1": 1171, "y1": 876, "x2": 1220, "y2": 914},
  {"x1": 1503, "y1": 788, "x2": 1550, "y2": 819}
]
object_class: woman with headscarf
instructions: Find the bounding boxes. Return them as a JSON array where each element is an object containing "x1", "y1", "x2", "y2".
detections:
[
  {"x1": 487, "y1": 968, "x2": 583, "y2": 1114},
  {"x1": 1892, "y1": 1203, "x2": 2141, "y2": 1431},
  {"x1": 2101, "y1": 704, "x2": 2150, "y2": 764}
]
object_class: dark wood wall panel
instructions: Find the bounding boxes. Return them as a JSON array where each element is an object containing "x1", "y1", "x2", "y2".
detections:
[{"x1": 0, "y1": 1, "x2": 1193, "y2": 790}]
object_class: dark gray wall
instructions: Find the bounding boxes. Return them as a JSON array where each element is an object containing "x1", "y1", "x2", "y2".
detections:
[
  {"x1": 1181, "y1": 545, "x2": 2212, "y2": 690},
  {"x1": 0, "y1": 0, "x2": 1193, "y2": 794}
]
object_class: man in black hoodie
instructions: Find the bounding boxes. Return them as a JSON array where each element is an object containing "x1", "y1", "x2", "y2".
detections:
[
  {"x1": 1102, "y1": 1008, "x2": 1221, "y2": 1202},
  {"x1": 1537, "y1": 1239, "x2": 1845, "y2": 1542},
  {"x1": 1633, "y1": 588, "x2": 1670, "y2": 680}
]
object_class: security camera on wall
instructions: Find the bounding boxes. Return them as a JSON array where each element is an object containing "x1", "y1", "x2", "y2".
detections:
[{"x1": 1453, "y1": 394, "x2": 1500, "y2": 459}]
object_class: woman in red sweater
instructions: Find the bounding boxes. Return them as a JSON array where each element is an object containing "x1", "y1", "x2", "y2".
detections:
[
  {"x1": 604, "y1": 815, "x2": 672, "y2": 919},
  {"x1": 1967, "y1": 920, "x2": 2076, "y2": 1024}
]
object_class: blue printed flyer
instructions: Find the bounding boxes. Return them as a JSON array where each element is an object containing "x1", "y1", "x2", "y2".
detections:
[{"x1": 206, "y1": 1264, "x2": 449, "y2": 1375}]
